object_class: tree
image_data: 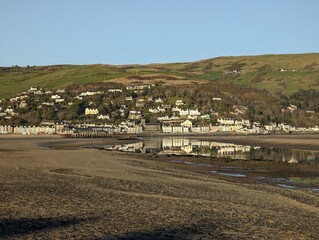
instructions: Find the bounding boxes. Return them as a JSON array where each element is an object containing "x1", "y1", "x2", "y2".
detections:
[{"x1": 69, "y1": 100, "x2": 86, "y2": 118}]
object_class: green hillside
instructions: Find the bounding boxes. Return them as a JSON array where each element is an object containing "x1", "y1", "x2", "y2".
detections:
[{"x1": 1, "y1": 53, "x2": 319, "y2": 99}]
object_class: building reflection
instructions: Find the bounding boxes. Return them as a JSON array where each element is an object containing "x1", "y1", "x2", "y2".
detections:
[{"x1": 103, "y1": 137, "x2": 319, "y2": 164}]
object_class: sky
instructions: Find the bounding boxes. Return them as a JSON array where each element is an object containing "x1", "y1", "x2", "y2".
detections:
[{"x1": 0, "y1": 0, "x2": 318, "y2": 66}]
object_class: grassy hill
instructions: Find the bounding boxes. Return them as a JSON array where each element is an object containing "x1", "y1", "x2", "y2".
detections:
[{"x1": 1, "y1": 53, "x2": 318, "y2": 99}]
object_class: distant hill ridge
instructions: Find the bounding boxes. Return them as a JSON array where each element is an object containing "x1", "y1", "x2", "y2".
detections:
[{"x1": 1, "y1": 53, "x2": 318, "y2": 98}]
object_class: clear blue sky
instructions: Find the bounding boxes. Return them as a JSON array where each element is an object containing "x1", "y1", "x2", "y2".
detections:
[{"x1": 0, "y1": 0, "x2": 318, "y2": 66}]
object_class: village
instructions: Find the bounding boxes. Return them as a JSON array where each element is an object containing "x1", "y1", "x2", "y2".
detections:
[{"x1": 0, "y1": 85, "x2": 319, "y2": 136}]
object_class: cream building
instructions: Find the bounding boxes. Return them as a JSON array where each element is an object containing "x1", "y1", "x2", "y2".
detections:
[{"x1": 85, "y1": 108, "x2": 99, "y2": 115}]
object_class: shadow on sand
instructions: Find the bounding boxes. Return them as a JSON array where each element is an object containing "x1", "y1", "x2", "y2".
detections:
[
  {"x1": 97, "y1": 223, "x2": 229, "y2": 240},
  {"x1": 0, "y1": 216, "x2": 96, "y2": 238}
]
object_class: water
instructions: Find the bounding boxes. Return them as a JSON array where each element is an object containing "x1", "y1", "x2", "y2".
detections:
[
  {"x1": 103, "y1": 136, "x2": 319, "y2": 164},
  {"x1": 98, "y1": 136, "x2": 319, "y2": 192},
  {"x1": 211, "y1": 171, "x2": 247, "y2": 177}
]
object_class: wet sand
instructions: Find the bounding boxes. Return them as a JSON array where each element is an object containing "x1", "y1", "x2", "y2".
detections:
[{"x1": 0, "y1": 135, "x2": 319, "y2": 239}]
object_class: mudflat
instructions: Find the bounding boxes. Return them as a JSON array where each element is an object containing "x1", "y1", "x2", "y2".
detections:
[{"x1": 0, "y1": 135, "x2": 319, "y2": 239}]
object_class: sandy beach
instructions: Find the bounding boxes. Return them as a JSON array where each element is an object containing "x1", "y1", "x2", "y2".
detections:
[{"x1": 0, "y1": 135, "x2": 319, "y2": 239}]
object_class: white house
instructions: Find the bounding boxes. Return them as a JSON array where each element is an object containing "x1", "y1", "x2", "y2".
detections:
[
  {"x1": 108, "y1": 89, "x2": 122, "y2": 93},
  {"x1": 85, "y1": 108, "x2": 99, "y2": 115},
  {"x1": 126, "y1": 85, "x2": 150, "y2": 90},
  {"x1": 235, "y1": 119, "x2": 250, "y2": 127},
  {"x1": 4, "y1": 108, "x2": 14, "y2": 115},
  {"x1": 51, "y1": 95, "x2": 61, "y2": 100},
  {"x1": 28, "y1": 87, "x2": 38, "y2": 92},
  {"x1": 179, "y1": 109, "x2": 201, "y2": 116},
  {"x1": 189, "y1": 109, "x2": 201, "y2": 116},
  {"x1": 200, "y1": 114, "x2": 210, "y2": 120},
  {"x1": 55, "y1": 99, "x2": 65, "y2": 103},
  {"x1": 155, "y1": 98, "x2": 164, "y2": 103},
  {"x1": 56, "y1": 89, "x2": 66, "y2": 93},
  {"x1": 34, "y1": 90, "x2": 43, "y2": 95},
  {"x1": 172, "y1": 107, "x2": 181, "y2": 112},
  {"x1": 175, "y1": 99, "x2": 184, "y2": 106},
  {"x1": 217, "y1": 118, "x2": 235, "y2": 125},
  {"x1": 74, "y1": 96, "x2": 83, "y2": 100},
  {"x1": 181, "y1": 120, "x2": 193, "y2": 128},
  {"x1": 19, "y1": 101, "x2": 27, "y2": 108},
  {"x1": 128, "y1": 110, "x2": 142, "y2": 120},
  {"x1": 97, "y1": 114, "x2": 110, "y2": 120},
  {"x1": 172, "y1": 126, "x2": 183, "y2": 133},
  {"x1": 42, "y1": 102, "x2": 54, "y2": 106}
]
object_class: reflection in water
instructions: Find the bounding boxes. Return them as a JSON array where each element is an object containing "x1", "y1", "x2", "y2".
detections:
[{"x1": 104, "y1": 137, "x2": 319, "y2": 164}]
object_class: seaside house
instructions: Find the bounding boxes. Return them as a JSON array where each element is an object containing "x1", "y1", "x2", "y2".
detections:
[
  {"x1": 181, "y1": 120, "x2": 193, "y2": 129},
  {"x1": 162, "y1": 125, "x2": 173, "y2": 133},
  {"x1": 172, "y1": 126, "x2": 183, "y2": 133},
  {"x1": 0, "y1": 125, "x2": 14, "y2": 134}
]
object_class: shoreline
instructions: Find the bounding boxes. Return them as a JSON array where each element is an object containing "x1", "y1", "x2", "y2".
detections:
[{"x1": 2, "y1": 133, "x2": 319, "y2": 151}]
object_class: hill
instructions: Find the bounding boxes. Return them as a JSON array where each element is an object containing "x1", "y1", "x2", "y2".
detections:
[{"x1": 0, "y1": 53, "x2": 319, "y2": 99}]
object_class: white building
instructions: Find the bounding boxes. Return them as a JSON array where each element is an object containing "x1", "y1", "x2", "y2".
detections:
[
  {"x1": 56, "y1": 89, "x2": 66, "y2": 93},
  {"x1": 97, "y1": 114, "x2": 110, "y2": 120},
  {"x1": 155, "y1": 98, "x2": 164, "y2": 103},
  {"x1": 162, "y1": 125, "x2": 173, "y2": 133},
  {"x1": 126, "y1": 85, "x2": 150, "y2": 90},
  {"x1": 79, "y1": 91, "x2": 103, "y2": 97},
  {"x1": 181, "y1": 120, "x2": 192, "y2": 128},
  {"x1": 217, "y1": 118, "x2": 235, "y2": 125},
  {"x1": 179, "y1": 109, "x2": 201, "y2": 116},
  {"x1": 55, "y1": 99, "x2": 65, "y2": 103},
  {"x1": 85, "y1": 108, "x2": 99, "y2": 115},
  {"x1": 51, "y1": 95, "x2": 61, "y2": 99},
  {"x1": 175, "y1": 99, "x2": 184, "y2": 106},
  {"x1": 108, "y1": 89, "x2": 122, "y2": 93},
  {"x1": 28, "y1": 86, "x2": 38, "y2": 92},
  {"x1": 128, "y1": 110, "x2": 142, "y2": 120},
  {"x1": 34, "y1": 90, "x2": 43, "y2": 95}
]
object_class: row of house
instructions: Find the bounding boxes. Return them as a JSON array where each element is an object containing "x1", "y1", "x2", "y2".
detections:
[{"x1": 0, "y1": 125, "x2": 55, "y2": 134}]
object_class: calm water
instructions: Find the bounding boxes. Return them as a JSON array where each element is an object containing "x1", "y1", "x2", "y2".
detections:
[{"x1": 103, "y1": 136, "x2": 319, "y2": 164}]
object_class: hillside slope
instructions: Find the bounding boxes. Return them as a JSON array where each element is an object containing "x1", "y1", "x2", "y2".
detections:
[{"x1": 0, "y1": 53, "x2": 318, "y2": 99}]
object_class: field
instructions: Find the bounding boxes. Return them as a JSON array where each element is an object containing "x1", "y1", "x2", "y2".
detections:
[
  {"x1": 1, "y1": 53, "x2": 319, "y2": 99},
  {"x1": 0, "y1": 135, "x2": 319, "y2": 239}
]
